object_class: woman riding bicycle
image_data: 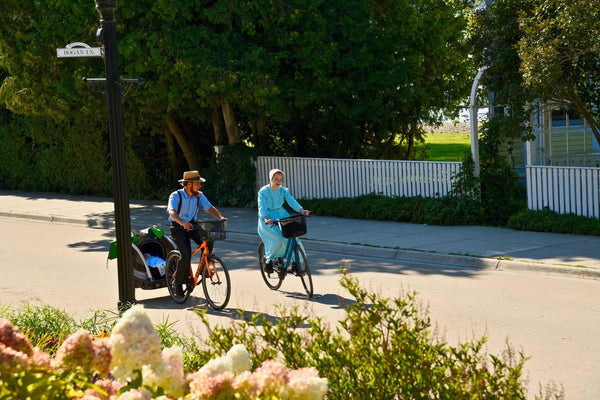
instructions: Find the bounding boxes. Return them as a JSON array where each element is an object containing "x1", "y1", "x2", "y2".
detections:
[{"x1": 258, "y1": 169, "x2": 310, "y2": 273}]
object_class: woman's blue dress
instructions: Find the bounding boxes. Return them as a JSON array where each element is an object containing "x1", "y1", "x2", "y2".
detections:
[{"x1": 257, "y1": 184, "x2": 304, "y2": 262}]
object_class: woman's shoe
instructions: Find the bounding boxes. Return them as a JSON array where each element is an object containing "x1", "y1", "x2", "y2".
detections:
[{"x1": 265, "y1": 260, "x2": 274, "y2": 274}]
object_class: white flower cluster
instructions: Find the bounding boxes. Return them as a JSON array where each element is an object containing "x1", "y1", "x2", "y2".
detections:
[
  {"x1": 108, "y1": 305, "x2": 185, "y2": 398},
  {"x1": 194, "y1": 343, "x2": 252, "y2": 379}
]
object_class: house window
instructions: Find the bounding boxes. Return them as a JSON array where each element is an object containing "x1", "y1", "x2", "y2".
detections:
[{"x1": 551, "y1": 107, "x2": 584, "y2": 128}]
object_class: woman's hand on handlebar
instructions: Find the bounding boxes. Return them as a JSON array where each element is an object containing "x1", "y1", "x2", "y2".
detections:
[
  {"x1": 301, "y1": 209, "x2": 310, "y2": 216},
  {"x1": 265, "y1": 217, "x2": 275, "y2": 226}
]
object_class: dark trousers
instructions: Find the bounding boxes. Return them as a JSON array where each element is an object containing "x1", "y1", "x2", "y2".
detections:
[{"x1": 170, "y1": 223, "x2": 214, "y2": 286}]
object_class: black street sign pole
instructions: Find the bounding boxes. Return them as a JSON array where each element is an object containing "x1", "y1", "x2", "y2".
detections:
[{"x1": 95, "y1": 0, "x2": 136, "y2": 309}]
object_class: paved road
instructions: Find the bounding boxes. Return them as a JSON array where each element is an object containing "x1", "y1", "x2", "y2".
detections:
[
  {"x1": 2, "y1": 189, "x2": 600, "y2": 280},
  {"x1": 1, "y1": 217, "x2": 599, "y2": 400}
]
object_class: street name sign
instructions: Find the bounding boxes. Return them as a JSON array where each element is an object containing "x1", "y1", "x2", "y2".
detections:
[{"x1": 57, "y1": 42, "x2": 103, "y2": 58}]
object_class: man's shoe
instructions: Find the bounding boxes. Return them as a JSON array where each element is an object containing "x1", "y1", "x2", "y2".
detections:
[{"x1": 290, "y1": 262, "x2": 298, "y2": 275}]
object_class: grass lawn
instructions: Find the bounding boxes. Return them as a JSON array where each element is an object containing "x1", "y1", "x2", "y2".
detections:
[{"x1": 420, "y1": 132, "x2": 471, "y2": 161}]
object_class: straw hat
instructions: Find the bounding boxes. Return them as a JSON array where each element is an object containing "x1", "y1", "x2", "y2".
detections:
[{"x1": 178, "y1": 170, "x2": 206, "y2": 185}]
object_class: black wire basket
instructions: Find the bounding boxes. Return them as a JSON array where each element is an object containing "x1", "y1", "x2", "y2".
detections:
[
  {"x1": 197, "y1": 219, "x2": 227, "y2": 241},
  {"x1": 278, "y1": 214, "x2": 307, "y2": 238}
]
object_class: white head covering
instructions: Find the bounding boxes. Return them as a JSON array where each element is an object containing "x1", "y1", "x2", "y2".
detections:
[{"x1": 269, "y1": 169, "x2": 284, "y2": 181}]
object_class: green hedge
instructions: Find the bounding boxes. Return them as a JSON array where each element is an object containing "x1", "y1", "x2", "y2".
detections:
[
  {"x1": 507, "y1": 208, "x2": 600, "y2": 236},
  {"x1": 300, "y1": 194, "x2": 486, "y2": 226}
]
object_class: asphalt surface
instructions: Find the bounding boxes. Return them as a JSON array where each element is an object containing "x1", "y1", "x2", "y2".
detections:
[{"x1": 1, "y1": 189, "x2": 599, "y2": 280}]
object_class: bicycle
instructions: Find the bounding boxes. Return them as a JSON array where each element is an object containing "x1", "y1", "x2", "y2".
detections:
[
  {"x1": 165, "y1": 219, "x2": 231, "y2": 310},
  {"x1": 258, "y1": 214, "x2": 313, "y2": 297}
]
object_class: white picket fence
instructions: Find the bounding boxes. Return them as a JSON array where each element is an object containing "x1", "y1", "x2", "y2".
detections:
[
  {"x1": 255, "y1": 157, "x2": 600, "y2": 218},
  {"x1": 527, "y1": 165, "x2": 600, "y2": 218},
  {"x1": 256, "y1": 157, "x2": 461, "y2": 199}
]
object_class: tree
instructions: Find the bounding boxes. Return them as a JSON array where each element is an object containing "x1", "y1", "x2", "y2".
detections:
[
  {"x1": 0, "y1": 0, "x2": 103, "y2": 121},
  {"x1": 455, "y1": 0, "x2": 531, "y2": 225},
  {"x1": 0, "y1": 0, "x2": 476, "y2": 198},
  {"x1": 518, "y1": 0, "x2": 600, "y2": 143},
  {"x1": 255, "y1": 0, "x2": 475, "y2": 159}
]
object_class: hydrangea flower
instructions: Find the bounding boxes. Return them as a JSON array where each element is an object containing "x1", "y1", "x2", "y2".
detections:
[
  {"x1": 31, "y1": 347, "x2": 52, "y2": 370},
  {"x1": 108, "y1": 305, "x2": 162, "y2": 380},
  {"x1": 286, "y1": 367, "x2": 328, "y2": 400},
  {"x1": 227, "y1": 344, "x2": 251, "y2": 374},
  {"x1": 0, "y1": 318, "x2": 33, "y2": 356},
  {"x1": 189, "y1": 371, "x2": 235, "y2": 399},
  {"x1": 192, "y1": 343, "x2": 252, "y2": 381},
  {"x1": 82, "y1": 377, "x2": 124, "y2": 400},
  {"x1": 92, "y1": 337, "x2": 112, "y2": 376},
  {"x1": 142, "y1": 346, "x2": 185, "y2": 398},
  {"x1": 52, "y1": 329, "x2": 95, "y2": 372},
  {"x1": 232, "y1": 370, "x2": 260, "y2": 399},
  {"x1": 0, "y1": 342, "x2": 30, "y2": 373},
  {"x1": 254, "y1": 359, "x2": 290, "y2": 396},
  {"x1": 193, "y1": 353, "x2": 233, "y2": 379},
  {"x1": 115, "y1": 388, "x2": 152, "y2": 400}
]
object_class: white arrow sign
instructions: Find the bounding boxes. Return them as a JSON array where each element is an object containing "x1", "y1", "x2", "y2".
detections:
[{"x1": 57, "y1": 42, "x2": 103, "y2": 58}]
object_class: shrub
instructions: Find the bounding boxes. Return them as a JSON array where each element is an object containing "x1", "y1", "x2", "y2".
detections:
[
  {"x1": 301, "y1": 194, "x2": 485, "y2": 226},
  {"x1": 193, "y1": 271, "x2": 562, "y2": 399},
  {"x1": 507, "y1": 208, "x2": 600, "y2": 236}
]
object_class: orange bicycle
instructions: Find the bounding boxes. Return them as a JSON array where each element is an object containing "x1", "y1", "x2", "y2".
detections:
[{"x1": 165, "y1": 220, "x2": 231, "y2": 310}]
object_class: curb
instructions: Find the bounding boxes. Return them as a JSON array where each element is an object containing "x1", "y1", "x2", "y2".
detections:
[
  {"x1": 4, "y1": 212, "x2": 600, "y2": 280},
  {"x1": 0, "y1": 212, "x2": 114, "y2": 229}
]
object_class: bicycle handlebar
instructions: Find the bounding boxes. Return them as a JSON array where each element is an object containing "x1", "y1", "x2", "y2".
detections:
[{"x1": 267, "y1": 214, "x2": 310, "y2": 229}]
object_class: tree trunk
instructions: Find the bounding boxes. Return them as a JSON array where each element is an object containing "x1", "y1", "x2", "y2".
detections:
[
  {"x1": 221, "y1": 101, "x2": 240, "y2": 144},
  {"x1": 164, "y1": 127, "x2": 178, "y2": 180},
  {"x1": 405, "y1": 125, "x2": 416, "y2": 160},
  {"x1": 212, "y1": 104, "x2": 225, "y2": 145},
  {"x1": 250, "y1": 114, "x2": 267, "y2": 146},
  {"x1": 163, "y1": 114, "x2": 201, "y2": 171}
]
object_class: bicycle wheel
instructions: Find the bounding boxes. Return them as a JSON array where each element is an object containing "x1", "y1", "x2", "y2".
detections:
[
  {"x1": 258, "y1": 242, "x2": 284, "y2": 290},
  {"x1": 165, "y1": 250, "x2": 192, "y2": 304},
  {"x1": 294, "y1": 246, "x2": 313, "y2": 297},
  {"x1": 202, "y1": 255, "x2": 231, "y2": 310}
]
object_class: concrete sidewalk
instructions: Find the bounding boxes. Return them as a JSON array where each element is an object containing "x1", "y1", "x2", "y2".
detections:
[{"x1": 1, "y1": 189, "x2": 600, "y2": 279}]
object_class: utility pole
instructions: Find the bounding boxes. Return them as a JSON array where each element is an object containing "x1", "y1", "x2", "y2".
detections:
[{"x1": 95, "y1": 0, "x2": 136, "y2": 309}]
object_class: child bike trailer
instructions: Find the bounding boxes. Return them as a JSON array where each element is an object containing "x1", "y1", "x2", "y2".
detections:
[{"x1": 108, "y1": 226, "x2": 176, "y2": 290}]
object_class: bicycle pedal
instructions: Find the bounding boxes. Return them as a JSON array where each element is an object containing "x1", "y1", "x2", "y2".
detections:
[{"x1": 274, "y1": 265, "x2": 284, "y2": 275}]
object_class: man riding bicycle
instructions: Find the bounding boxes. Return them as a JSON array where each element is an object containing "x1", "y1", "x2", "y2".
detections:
[{"x1": 167, "y1": 170, "x2": 226, "y2": 298}]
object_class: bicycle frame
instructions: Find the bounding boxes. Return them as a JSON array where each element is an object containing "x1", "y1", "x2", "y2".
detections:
[
  {"x1": 190, "y1": 240, "x2": 222, "y2": 285},
  {"x1": 281, "y1": 237, "x2": 299, "y2": 271}
]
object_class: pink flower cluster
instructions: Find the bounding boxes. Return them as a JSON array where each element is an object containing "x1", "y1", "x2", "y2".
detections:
[
  {"x1": 0, "y1": 319, "x2": 39, "y2": 373},
  {"x1": 0, "y1": 318, "x2": 112, "y2": 391},
  {"x1": 188, "y1": 358, "x2": 328, "y2": 400},
  {"x1": 51, "y1": 328, "x2": 112, "y2": 376}
]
